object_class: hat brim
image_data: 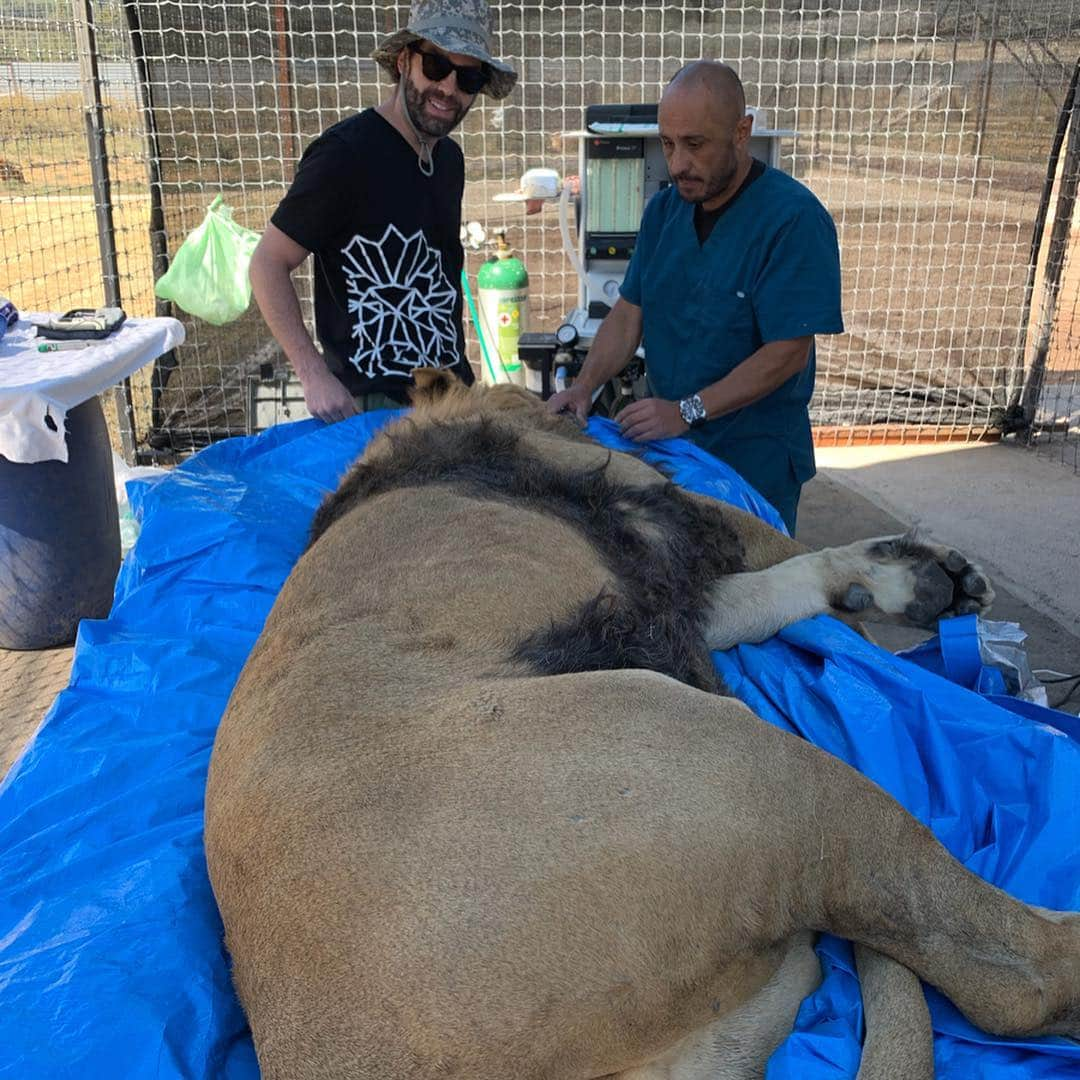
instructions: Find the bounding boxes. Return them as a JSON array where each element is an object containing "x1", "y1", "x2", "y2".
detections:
[{"x1": 372, "y1": 29, "x2": 517, "y2": 100}]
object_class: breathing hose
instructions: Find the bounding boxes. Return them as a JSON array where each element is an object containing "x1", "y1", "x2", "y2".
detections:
[
  {"x1": 460, "y1": 268, "x2": 500, "y2": 384},
  {"x1": 558, "y1": 183, "x2": 588, "y2": 295}
]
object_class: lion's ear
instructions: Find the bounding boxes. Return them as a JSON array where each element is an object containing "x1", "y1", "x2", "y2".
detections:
[{"x1": 410, "y1": 368, "x2": 460, "y2": 405}]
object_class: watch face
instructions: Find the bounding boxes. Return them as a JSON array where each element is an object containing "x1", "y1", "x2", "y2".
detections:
[
  {"x1": 680, "y1": 395, "x2": 705, "y2": 426},
  {"x1": 555, "y1": 322, "x2": 579, "y2": 347}
]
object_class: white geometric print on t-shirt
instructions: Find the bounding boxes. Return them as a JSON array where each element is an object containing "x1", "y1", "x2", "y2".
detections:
[{"x1": 341, "y1": 224, "x2": 461, "y2": 378}]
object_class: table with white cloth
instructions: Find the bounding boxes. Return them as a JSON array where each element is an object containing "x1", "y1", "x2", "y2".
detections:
[{"x1": 0, "y1": 315, "x2": 185, "y2": 649}]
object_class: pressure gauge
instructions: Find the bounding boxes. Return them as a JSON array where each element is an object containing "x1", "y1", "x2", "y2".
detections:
[{"x1": 555, "y1": 322, "x2": 579, "y2": 348}]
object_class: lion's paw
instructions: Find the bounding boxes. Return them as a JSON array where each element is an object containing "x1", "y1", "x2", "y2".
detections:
[{"x1": 828, "y1": 534, "x2": 994, "y2": 628}]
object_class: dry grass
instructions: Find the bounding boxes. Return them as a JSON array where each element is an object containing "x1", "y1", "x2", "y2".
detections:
[
  {"x1": 1, "y1": 91, "x2": 161, "y2": 453},
  {"x1": 0, "y1": 191, "x2": 157, "y2": 453},
  {"x1": 0, "y1": 92, "x2": 147, "y2": 188},
  {"x1": 1, "y1": 194, "x2": 154, "y2": 312}
]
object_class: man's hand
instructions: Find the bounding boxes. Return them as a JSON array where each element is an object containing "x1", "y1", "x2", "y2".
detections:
[
  {"x1": 546, "y1": 383, "x2": 592, "y2": 426},
  {"x1": 250, "y1": 225, "x2": 358, "y2": 424},
  {"x1": 301, "y1": 367, "x2": 358, "y2": 424},
  {"x1": 617, "y1": 397, "x2": 689, "y2": 442}
]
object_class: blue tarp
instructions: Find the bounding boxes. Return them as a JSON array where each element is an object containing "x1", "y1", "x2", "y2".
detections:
[{"x1": 1, "y1": 413, "x2": 1077, "y2": 1079}]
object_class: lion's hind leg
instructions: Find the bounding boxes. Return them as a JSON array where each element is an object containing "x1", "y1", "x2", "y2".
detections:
[
  {"x1": 534, "y1": 670, "x2": 1080, "y2": 1048},
  {"x1": 608, "y1": 932, "x2": 822, "y2": 1080}
]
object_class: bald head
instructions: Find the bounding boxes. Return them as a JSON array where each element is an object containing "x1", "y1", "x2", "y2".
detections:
[
  {"x1": 665, "y1": 61, "x2": 746, "y2": 128},
  {"x1": 657, "y1": 61, "x2": 754, "y2": 211}
]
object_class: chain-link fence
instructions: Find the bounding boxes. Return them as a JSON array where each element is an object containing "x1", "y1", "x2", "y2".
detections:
[{"x1": 1, "y1": 1, "x2": 1078, "y2": 467}]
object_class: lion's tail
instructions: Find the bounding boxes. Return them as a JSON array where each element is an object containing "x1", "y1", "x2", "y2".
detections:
[{"x1": 854, "y1": 944, "x2": 935, "y2": 1080}]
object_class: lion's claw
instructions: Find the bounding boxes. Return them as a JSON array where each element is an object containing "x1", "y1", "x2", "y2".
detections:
[{"x1": 839, "y1": 583, "x2": 874, "y2": 612}]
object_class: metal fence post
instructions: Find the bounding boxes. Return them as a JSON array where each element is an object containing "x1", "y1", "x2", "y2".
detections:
[
  {"x1": 72, "y1": 0, "x2": 137, "y2": 464},
  {"x1": 121, "y1": 0, "x2": 179, "y2": 450},
  {"x1": 1019, "y1": 68, "x2": 1080, "y2": 436},
  {"x1": 271, "y1": 0, "x2": 298, "y2": 166},
  {"x1": 1006, "y1": 56, "x2": 1079, "y2": 434},
  {"x1": 971, "y1": 2, "x2": 1000, "y2": 184}
]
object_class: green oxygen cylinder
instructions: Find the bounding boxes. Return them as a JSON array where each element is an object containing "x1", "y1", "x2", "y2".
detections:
[{"x1": 476, "y1": 231, "x2": 530, "y2": 386}]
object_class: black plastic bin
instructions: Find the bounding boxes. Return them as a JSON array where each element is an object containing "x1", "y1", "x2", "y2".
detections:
[{"x1": 0, "y1": 397, "x2": 121, "y2": 650}]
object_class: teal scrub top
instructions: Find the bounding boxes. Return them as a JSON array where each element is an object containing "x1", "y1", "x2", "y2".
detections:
[{"x1": 620, "y1": 163, "x2": 843, "y2": 505}]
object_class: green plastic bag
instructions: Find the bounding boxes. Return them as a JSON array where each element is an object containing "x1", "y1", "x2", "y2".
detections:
[{"x1": 154, "y1": 195, "x2": 261, "y2": 325}]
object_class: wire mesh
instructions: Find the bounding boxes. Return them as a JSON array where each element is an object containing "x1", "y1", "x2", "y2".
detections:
[
  {"x1": 0, "y1": 0, "x2": 1077, "y2": 467},
  {"x1": 0, "y1": 0, "x2": 154, "y2": 449}
]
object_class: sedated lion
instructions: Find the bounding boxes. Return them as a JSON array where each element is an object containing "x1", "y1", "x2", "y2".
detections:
[{"x1": 205, "y1": 370, "x2": 1079, "y2": 1079}]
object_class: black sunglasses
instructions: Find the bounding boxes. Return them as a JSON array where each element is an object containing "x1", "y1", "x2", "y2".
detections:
[{"x1": 409, "y1": 43, "x2": 490, "y2": 95}]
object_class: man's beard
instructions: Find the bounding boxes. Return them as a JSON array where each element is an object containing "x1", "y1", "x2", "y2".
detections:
[
  {"x1": 676, "y1": 156, "x2": 738, "y2": 205},
  {"x1": 402, "y1": 71, "x2": 468, "y2": 139}
]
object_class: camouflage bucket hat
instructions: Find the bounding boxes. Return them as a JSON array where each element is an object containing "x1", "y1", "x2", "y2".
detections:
[{"x1": 372, "y1": 0, "x2": 518, "y2": 100}]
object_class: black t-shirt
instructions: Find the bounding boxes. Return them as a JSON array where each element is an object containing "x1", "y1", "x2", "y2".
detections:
[
  {"x1": 693, "y1": 157, "x2": 766, "y2": 246},
  {"x1": 271, "y1": 108, "x2": 473, "y2": 401}
]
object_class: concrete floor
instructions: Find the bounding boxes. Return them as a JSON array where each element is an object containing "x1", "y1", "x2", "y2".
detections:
[
  {"x1": 801, "y1": 440, "x2": 1080, "y2": 713},
  {"x1": 2, "y1": 437, "x2": 1078, "y2": 782}
]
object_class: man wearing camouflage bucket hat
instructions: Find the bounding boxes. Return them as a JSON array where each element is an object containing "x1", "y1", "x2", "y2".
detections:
[{"x1": 249, "y1": 0, "x2": 517, "y2": 423}]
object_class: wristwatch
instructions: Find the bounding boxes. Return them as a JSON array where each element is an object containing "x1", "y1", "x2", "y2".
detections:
[{"x1": 678, "y1": 392, "x2": 707, "y2": 427}]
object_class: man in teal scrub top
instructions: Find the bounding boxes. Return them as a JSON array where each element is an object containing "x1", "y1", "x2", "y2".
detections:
[{"x1": 547, "y1": 61, "x2": 843, "y2": 534}]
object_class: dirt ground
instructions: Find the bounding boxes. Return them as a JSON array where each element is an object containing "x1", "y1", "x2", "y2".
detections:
[{"x1": 0, "y1": 643, "x2": 72, "y2": 778}]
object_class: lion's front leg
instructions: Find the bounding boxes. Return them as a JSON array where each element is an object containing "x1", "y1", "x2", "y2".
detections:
[{"x1": 703, "y1": 532, "x2": 993, "y2": 650}]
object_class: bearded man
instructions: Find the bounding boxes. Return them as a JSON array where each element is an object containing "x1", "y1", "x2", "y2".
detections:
[
  {"x1": 549, "y1": 62, "x2": 843, "y2": 535},
  {"x1": 250, "y1": 0, "x2": 517, "y2": 422}
]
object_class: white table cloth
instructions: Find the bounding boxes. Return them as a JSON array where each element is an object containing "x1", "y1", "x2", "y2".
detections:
[{"x1": 0, "y1": 314, "x2": 185, "y2": 463}]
